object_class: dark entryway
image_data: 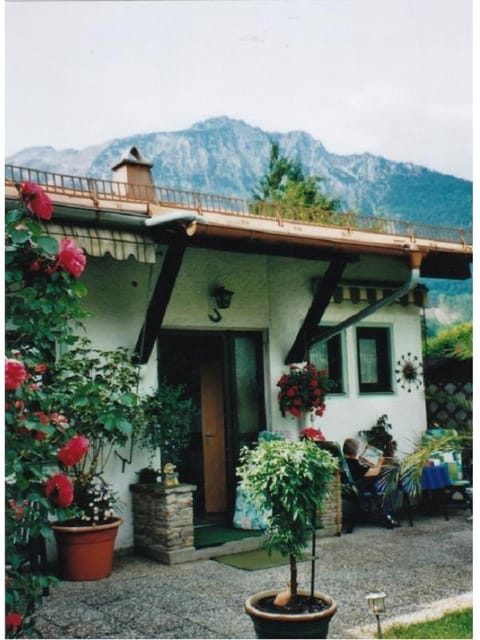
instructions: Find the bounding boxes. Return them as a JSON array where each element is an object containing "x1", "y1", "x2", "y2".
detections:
[{"x1": 157, "y1": 330, "x2": 266, "y2": 519}]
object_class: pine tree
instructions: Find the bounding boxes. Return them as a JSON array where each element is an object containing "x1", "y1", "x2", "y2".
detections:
[{"x1": 251, "y1": 141, "x2": 342, "y2": 221}]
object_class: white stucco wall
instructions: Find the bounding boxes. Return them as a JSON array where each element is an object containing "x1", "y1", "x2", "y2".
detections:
[{"x1": 53, "y1": 247, "x2": 427, "y2": 552}]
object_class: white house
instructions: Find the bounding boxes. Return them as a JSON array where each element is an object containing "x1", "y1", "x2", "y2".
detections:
[{"x1": 4, "y1": 151, "x2": 472, "y2": 551}]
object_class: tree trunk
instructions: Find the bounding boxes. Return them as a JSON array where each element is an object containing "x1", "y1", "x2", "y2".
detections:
[{"x1": 289, "y1": 554, "x2": 298, "y2": 599}]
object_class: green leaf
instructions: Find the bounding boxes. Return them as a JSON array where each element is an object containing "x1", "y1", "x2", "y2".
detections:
[
  {"x1": 36, "y1": 235, "x2": 59, "y2": 255},
  {"x1": 10, "y1": 228, "x2": 31, "y2": 244}
]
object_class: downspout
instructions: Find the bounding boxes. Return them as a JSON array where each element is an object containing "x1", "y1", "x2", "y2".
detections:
[{"x1": 313, "y1": 252, "x2": 424, "y2": 345}]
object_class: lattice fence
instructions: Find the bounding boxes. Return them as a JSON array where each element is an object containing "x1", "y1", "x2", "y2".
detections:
[{"x1": 426, "y1": 380, "x2": 472, "y2": 430}]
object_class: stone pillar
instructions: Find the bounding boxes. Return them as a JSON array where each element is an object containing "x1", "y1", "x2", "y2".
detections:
[
  {"x1": 130, "y1": 483, "x2": 196, "y2": 565},
  {"x1": 316, "y1": 470, "x2": 342, "y2": 536}
]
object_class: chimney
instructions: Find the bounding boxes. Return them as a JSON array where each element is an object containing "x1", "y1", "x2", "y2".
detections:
[{"x1": 111, "y1": 146, "x2": 155, "y2": 201}]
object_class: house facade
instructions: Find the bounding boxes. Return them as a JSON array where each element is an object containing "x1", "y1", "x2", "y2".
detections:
[{"x1": 4, "y1": 152, "x2": 472, "y2": 551}]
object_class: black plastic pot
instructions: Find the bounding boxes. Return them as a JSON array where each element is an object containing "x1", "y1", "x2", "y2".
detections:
[{"x1": 245, "y1": 589, "x2": 337, "y2": 639}]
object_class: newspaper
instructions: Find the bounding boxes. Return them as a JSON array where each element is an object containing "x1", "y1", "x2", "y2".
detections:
[{"x1": 359, "y1": 444, "x2": 383, "y2": 467}]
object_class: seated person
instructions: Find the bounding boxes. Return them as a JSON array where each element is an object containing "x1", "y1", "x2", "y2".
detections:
[{"x1": 342, "y1": 437, "x2": 400, "y2": 531}]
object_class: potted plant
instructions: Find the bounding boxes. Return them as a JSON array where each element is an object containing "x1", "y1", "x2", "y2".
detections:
[
  {"x1": 46, "y1": 340, "x2": 144, "y2": 581},
  {"x1": 135, "y1": 381, "x2": 196, "y2": 478},
  {"x1": 358, "y1": 414, "x2": 397, "y2": 458},
  {"x1": 238, "y1": 438, "x2": 338, "y2": 639},
  {"x1": 277, "y1": 363, "x2": 330, "y2": 420}
]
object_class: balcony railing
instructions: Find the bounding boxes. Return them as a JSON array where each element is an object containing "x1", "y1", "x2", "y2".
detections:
[{"x1": 5, "y1": 164, "x2": 472, "y2": 245}]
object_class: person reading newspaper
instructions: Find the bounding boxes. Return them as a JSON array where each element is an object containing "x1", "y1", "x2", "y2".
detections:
[{"x1": 342, "y1": 437, "x2": 400, "y2": 531}]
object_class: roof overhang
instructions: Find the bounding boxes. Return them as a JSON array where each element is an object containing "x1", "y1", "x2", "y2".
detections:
[{"x1": 5, "y1": 183, "x2": 472, "y2": 279}]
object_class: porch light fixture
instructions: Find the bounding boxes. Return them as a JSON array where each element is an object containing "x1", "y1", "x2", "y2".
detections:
[
  {"x1": 213, "y1": 287, "x2": 234, "y2": 309},
  {"x1": 366, "y1": 591, "x2": 387, "y2": 639}
]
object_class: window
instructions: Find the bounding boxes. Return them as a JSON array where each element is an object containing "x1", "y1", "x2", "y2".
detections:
[
  {"x1": 356, "y1": 327, "x2": 392, "y2": 393},
  {"x1": 309, "y1": 333, "x2": 344, "y2": 394}
]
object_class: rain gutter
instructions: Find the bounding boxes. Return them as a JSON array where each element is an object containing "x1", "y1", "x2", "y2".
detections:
[
  {"x1": 6, "y1": 197, "x2": 207, "y2": 234},
  {"x1": 312, "y1": 252, "x2": 423, "y2": 346}
]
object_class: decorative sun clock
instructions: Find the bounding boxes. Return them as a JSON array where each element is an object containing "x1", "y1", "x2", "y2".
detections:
[{"x1": 395, "y1": 353, "x2": 423, "y2": 392}]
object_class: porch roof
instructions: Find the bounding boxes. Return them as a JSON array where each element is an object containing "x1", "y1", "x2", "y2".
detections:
[{"x1": 4, "y1": 164, "x2": 472, "y2": 279}]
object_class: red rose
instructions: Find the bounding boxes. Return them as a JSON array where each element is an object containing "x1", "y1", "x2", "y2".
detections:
[
  {"x1": 58, "y1": 238, "x2": 86, "y2": 278},
  {"x1": 20, "y1": 181, "x2": 53, "y2": 221},
  {"x1": 5, "y1": 358, "x2": 28, "y2": 391},
  {"x1": 45, "y1": 474, "x2": 74, "y2": 508},
  {"x1": 35, "y1": 363, "x2": 48, "y2": 374},
  {"x1": 5, "y1": 612, "x2": 23, "y2": 633},
  {"x1": 289, "y1": 406, "x2": 301, "y2": 418},
  {"x1": 58, "y1": 435, "x2": 89, "y2": 466},
  {"x1": 286, "y1": 386, "x2": 297, "y2": 398},
  {"x1": 33, "y1": 411, "x2": 49, "y2": 425}
]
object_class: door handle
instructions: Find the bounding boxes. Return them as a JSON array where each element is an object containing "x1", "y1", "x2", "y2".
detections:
[{"x1": 204, "y1": 432, "x2": 215, "y2": 438}]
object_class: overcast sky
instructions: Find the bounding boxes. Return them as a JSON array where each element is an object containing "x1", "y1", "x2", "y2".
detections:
[{"x1": 5, "y1": 0, "x2": 473, "y2": 179}]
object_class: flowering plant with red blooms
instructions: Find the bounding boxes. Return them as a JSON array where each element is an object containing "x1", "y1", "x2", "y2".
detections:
[
  {"x1": 57, "y1": 435, "x2": 90, "y2": 467},
  {"x1": 58, "y1": 237, "x2": 87, "y2": 277},
  {"x1": 5, "y1": 613, "x2": 23, "y2": 635},
  {"x1": 5, "y1": 358, "x2": 28, "y2": 390},
  {"x1": 277, "y1": 363, "x2": 330, "y2": 418},
  {"x1": 20, "y1": 181, "x2": 53, "y2": 221},
  {"x1": 45, "y1": 474, "x2": 75, "y2": 509},
  {"x1": 300, "y1": 427, "x2": 326, "y2": 442},
  {"x1": 5, "y1": 183, "x2": 89, "y2": 638}
]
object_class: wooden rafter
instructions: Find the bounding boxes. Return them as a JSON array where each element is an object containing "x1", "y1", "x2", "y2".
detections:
[
  {"x1": 285, "y1": 255, "x2": 350, "y2": 364},
  {"x1": 134, "y1": 234, "x2": 188, "y2": 364}
]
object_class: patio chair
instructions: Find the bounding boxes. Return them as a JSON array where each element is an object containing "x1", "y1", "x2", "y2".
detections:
[
  {"x1": 442, "y1": 458, "x2": 472, "y2": 520},
  {"x1": 340, "y1": 454, "x2": 387, "y2": 532},
  {"x1": 317, "y1": 441, "x2": 390, "y2": 533}
]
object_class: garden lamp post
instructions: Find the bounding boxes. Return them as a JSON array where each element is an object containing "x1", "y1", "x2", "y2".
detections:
[{"x1": 366, "y1": 591, "x2": 387, "y2": 639}]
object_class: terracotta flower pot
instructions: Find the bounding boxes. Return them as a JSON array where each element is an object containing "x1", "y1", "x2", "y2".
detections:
[
  {"x1": 52, "y1": 518, "x2": 122, "y2": 581},
  {"x1": 245, "y1": 589, "x2": 337, "y2": 639}
]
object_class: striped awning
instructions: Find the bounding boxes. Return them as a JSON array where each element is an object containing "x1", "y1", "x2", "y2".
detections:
[
  {"x1": 311, "y1": 278, "x2": 428, "y2": 307},
  {"x1": 329, "y1": 284, "x2": 428, "y2": 307},
  {"x1": 45, "y1": 223, "x2": 157, "y2": 264}
]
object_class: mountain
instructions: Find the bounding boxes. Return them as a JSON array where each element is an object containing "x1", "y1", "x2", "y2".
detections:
[{"x1": 6, "y1": 116, "x2": 472, "y2": 319}]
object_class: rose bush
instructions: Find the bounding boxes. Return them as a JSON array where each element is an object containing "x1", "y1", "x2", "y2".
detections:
[{"x1": 5, "y1": 183, "x2": 88, "y2": 637}]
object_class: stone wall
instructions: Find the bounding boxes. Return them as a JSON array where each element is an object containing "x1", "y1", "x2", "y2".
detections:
[
  {"x1": 130, "y1": 483, "x2": 196, "y2": 564},
  {"x1": 317, "y1": 470, "x2": 342, "y2": 536}
]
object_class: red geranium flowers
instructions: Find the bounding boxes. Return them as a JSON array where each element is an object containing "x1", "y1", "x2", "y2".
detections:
[{"x1": 277, "y1": 363, "x2": 329, "y2": 418}]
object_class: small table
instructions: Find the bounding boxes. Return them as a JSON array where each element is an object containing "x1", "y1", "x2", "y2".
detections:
[{"x1": 421, "y1": 464, "x2": 450, "y2": 490}]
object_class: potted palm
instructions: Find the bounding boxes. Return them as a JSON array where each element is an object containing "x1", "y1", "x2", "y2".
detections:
[
  {"x1": 46, "y1": 340, "x2": 143, "y2": 580},
  {"x1": 238, "y1": 438, "x2": 338, "y2": 639}
]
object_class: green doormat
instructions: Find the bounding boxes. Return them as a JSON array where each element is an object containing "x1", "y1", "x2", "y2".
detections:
[
  {"x1": 214, "y1": 548, "x2": 310, "y2": 570},
  {"x1": 194, "y1": 525, "x2": 262, "y2": 549}
]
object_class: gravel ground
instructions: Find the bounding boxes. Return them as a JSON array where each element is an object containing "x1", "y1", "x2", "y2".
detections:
[{"x1": 33, "y1": 510, "x2": 472, "y2": 639}]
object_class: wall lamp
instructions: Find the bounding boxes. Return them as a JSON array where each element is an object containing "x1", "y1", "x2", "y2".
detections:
[
  {"x1": 366, "y1": 591, "x2": 387, "y2": 639},
  {"x1": 209, "y1": 286, "x2": 234, "y2": 322}
]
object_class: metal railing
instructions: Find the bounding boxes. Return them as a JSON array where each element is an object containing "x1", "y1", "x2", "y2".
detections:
[{"x1": 5, "y1": 164, "x2": 472, "y2": 245}]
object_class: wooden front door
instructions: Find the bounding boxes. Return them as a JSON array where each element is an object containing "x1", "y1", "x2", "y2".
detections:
[
  {"x1": 200, "y1": 357, "x2": 227, "y2": 513},
  {"x1": 158, "y1": 331, "x2": 265, "y2": 519}
]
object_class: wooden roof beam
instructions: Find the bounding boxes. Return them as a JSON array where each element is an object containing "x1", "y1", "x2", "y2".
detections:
[
  {"x1": 134, "y1": 233, "x2": 188, "y2": 364},
  {"x1": 285, "y1": 254, "x2": 351, "y2": 364}
]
